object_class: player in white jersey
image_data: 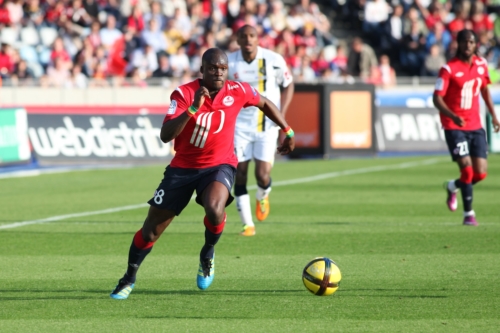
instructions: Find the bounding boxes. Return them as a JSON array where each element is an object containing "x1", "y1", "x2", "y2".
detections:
[{"x1": 227, "y1": 25, "x2": 295, "y2": 236}]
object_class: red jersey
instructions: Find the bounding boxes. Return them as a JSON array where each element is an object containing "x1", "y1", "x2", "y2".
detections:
[
  {"x1": 164, "y1": 79, "x2": 260, "y2": 169},
  {"x1": 434, "y1": 55, "x2": 490, "y2": 131}
]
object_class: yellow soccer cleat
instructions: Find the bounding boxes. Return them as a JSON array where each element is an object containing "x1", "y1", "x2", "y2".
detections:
[
  {"x1": 256, "y1": 196, "x2": 270, "y2": 221},
  {"x1": 240, "y1": 225, "x2": 256, "y2": 236}
]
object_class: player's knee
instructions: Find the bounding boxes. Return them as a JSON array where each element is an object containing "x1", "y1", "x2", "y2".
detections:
[
  {"x1": 473, "y1": 172, "x2": 487, "y2": 183},
  {"x1": 460, "y1": 166, "x2": 474, "y2": 184},
  {"x1": 204, "y1": 203, "x2": 226, "y2": 225},
  {"x1": 255, "y1": 171, "x2": 270, "y2": 185}
]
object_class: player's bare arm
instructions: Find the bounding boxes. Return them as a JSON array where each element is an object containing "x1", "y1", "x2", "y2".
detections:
[
  {"x1": 433, "y1": 93, "x2": 465, "y2": 127},
  {"x1": 256, "y1": 94, "x2": 295, "y2": 154},
  {"x1": 160, "y1": 87, "x2": 210, "y2": 143},
  {"x1": 480, "y1": 87, "x2": 500, "y2": 133},
  {"x1": 280, "y1": 82, "x2": 294, "y2": 117}
]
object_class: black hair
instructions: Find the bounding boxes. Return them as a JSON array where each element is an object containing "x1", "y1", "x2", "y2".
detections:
[
  {"x1": 236, "y1": 25, "x2": 257, "y2": 38},
  {"x1": 201, "y1": 48, "x2": 228, "y2": 65},
  {"x1": 455, "y1": 29, "x2": 479, "y2": 57}
]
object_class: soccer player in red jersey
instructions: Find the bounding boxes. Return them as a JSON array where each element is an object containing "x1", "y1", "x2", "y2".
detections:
[
  {"x1": 433, "y1": 29, "x2": 500, "y2": 226},
  {"x1": 110, "y1": 48, "x2": 295, "y2": 299}
]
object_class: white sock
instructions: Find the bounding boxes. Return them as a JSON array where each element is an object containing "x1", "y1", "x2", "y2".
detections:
[
  {"x1": 236, "y1": 194, "x2": 254, "y2": 227},
  {"x1": 256, "y1": 185, "x2": 272, "y2": 201},
  {"x1": 447, "y1": 180, "x2": 458, "y2": 192},
  {"x1": 463, "y1": 210, "x2": 475, "y2": 217}
]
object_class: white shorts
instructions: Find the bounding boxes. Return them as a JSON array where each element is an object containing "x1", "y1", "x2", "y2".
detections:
[{"x1": 234, "y1": 128, "x2": 279, "y2": 164}]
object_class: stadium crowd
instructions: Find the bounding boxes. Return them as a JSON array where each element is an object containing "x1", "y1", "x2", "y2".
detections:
[{"x1": 0, "y1": 0, "x2": 498, "y2": 88}]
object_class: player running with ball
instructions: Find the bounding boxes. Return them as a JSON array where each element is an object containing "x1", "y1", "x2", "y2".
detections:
[
  {"x1": 110, "y1": 48, "x2": 295, "y2": 299},
  {"x1": 433, "y1": 29, "x2": 500, "y2": 226}
]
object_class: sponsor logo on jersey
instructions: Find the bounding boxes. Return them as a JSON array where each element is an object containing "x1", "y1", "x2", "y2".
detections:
[
  {"x1": 228, "y1": 84, "x2": 239, "y2": 90},
  {"x1": 167, "y1": 100, "x2": 177, "y2": 114},
  {"x1": 435, "y1": 78, "x2": 444, "y2": 91},
  {"x1": 477, "y1": 67, "x2": 485, "y2": 75},
  {"x1": 455, "y1": 72, "x2": 464, "y2": 77},
  {"x1": 251, "y1": 87, "x2": 257, "y2": 96},
  {"x1": 223, "y1": 96, "x2": 234, "y2": 106}
]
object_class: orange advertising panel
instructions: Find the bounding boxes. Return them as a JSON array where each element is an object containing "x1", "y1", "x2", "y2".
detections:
[
  {"x1": 330, "y1": 91, "x2": 372, "y2": 149},
  {"x1": 286, "y1": 92, "x2": 320, "y2": 148}
]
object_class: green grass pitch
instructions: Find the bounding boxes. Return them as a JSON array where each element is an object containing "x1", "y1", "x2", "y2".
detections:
[{"x1": 1, "y1": 155, "x2": 499, "y2": 332}]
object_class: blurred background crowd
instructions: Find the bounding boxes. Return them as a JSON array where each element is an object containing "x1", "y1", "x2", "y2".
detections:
[{"x1": 0, "y1": 0, "x2": 499, "y2": 89}]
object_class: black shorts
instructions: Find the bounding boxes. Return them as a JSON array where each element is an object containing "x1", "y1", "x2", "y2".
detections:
[
  {"x1": 444, "y1": 128, "x2": 488, "y2": 161},
  {"x1": 148, "y1": 164, "x2": 237, "y2": 215}
]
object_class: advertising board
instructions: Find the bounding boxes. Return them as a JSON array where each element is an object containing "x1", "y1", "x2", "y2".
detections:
[
  {"x1": 25, "y1": 106, "x2": 173, "y2": 163},
  {"x1": 0, "y1": 108, "x2": 31, "y2": 164}
]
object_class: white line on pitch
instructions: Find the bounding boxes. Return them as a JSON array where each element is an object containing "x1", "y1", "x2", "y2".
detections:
[{"x1": 0, "y1": 158, "x2": 443, "y2": 230}]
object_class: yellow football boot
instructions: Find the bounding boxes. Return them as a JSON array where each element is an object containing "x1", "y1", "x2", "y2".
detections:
[
  {"x1": 256, "y1": 196, "x2": 270, "y2": 221},
  {"x1": 240, "y1": 225, "x2": 256, "y2": 236}
]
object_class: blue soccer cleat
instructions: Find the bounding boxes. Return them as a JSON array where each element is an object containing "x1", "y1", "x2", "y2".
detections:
[
  {"x1": 110, "y1": 279, "x2": 135, "y2": 300},
  {"x1": 197, "y1": 254, "x2": 215, "y2": 290}
]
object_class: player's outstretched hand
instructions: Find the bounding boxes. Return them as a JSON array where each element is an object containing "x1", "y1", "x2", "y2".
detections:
[
  {"x1": 492, "y1": 116, "x2": 500, "y2": 133},
  {"x1": 277, "y1": 136, "x2": 295, "y2": 155},
  {"x1": 453, "y1": 115, "x2": 466, "y2": 127},
  {"x1": 193, "y1": 86, "x2": 210, "y2": 109}
]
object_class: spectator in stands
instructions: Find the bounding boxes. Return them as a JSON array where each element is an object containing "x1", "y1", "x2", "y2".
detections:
[
  {"x1": 256, "y1": 1, "x2": 272, "y2": 33},
  {"x1": 67, "y1": 0, "x2": 92, "y2": 28},
  {"x1": 46, "y1": 57, "x2": 70, "y2": 87},
  {"x1": 295, "y1": 55, "x2": 316, "y2": 82},
  {"x1": 403, "y1": 7, "x2": 427, "y2": 36},
  {"x1": 84, "y1": 0, "x2": 99, "y2": 21},
  {"x1": 50, "y1": 37, "x2": 71, "y2": 66},
  {"x1": 152, "y1": 53, "x2": 173, "y2": 78},
  {"x1": 383, "y1": 3, "x2": 404, "y2": 61},
  {"x1": 103, "y1": 0, "x2": 122, "y2": 26},
  {"x1": 163, "y1": 19, "x2": 183, "y2": 55},
  {"x1": 363, "y1": 0, "x2": 392, "y2": 48},
  {"x1": 127, "y1": 5, "x2": 145, "y2": 32},
  {"x1": 401, "y1": 21, "x2": 427, "y2": 76},
  {"x1": 88, "y1": 21, "x2": 102, "y2": 49},
  {"x1": 65, "y1": 64, "x2": 88, "y2": 88},
  {"x1": 12, "y1": 59, "x2": 34, "y2": 86},
  {"x1": 100, "y1": 15, "x2": 123, "y2": 50},
  {"x1": 126, "y1": 67, "x2": 147, "y2": 87},
  {"x1": 172, "y1": 7, "x2": 192, "y2": 41},
  {"x1": 169, "y1": 46, "x2": 190, "y2": 77},
  {"x1": 7, "y1": 0, "x2": 23, "y2": 26},
  {"x1": 422, "y1": 43, "x2": 446, "y2": 77},
  {"x1": 347, "y1": 37, "x2": 378, "y2": 80},
  {"x1": 471, "y1": 1, "x2": 493, "y2": 37},
  {"x1": 426, "y1": 21, "x2": 452, "y2": 54},
  {"x1": 331, "y1": 44, "x2": 348, "y2": 74},
  {"x1": 269, "y1": 0, "x2": 287, "y2": 34},
  {"x1": 448, "y1": 2, "x2": 470, "y2": 38},
  {"x1": 141, "y1": 19, "x2": 167, "y2": 54},
  {"x1": 311, "y1": 49, "x2": 330, "y2": 76},
  {"x1": 144, "y1": 1, "x2": 167, "y2": 31},
  {"x1": 0, "y1": 43, "x2": 14, "y2": 78},
  {"x1": 123, "y1": 25, "x2": 141, "y2": 62},
  {"x1": 128, "y1": 43, "x2": 158, "y2": 78},
  {"x1": 375, "y1": 54, "x2": 396, "y2": 88}
]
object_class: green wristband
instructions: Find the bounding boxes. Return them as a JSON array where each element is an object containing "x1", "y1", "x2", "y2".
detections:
[{"x1": 187, "y1": 105, "x2": 198, "y2": 116}]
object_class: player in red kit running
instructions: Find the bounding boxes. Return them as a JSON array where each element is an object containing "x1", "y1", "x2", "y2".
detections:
[
  {"x1": 433, "y1": 29, "x2": 500, "y2": 226},
  {"x1": 110, "y1": 48, "x2": 295, "y2": 299}
]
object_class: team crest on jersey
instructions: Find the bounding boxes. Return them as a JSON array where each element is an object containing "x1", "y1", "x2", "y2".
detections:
[
  {"x1": 167, "y1": 100, "x2": 177, "y2": 114},
  {"x1": 477, "y1": 67, "x2": 485, "y2": 75},
  {"x1": 223, "y1": 96, "x2": 234, "y2": 106}
]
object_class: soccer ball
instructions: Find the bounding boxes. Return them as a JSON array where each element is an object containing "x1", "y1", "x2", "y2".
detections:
[{"x1": 302, "y1": 257, "x2": 342, "y2": 296}]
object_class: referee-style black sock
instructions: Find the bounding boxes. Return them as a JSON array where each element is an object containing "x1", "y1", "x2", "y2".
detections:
[
  {"x1": 200, "y1": 215, "x2": 226, "y2": 261},
  {"x1": 455, "y1": 180, "x2": 473, "y2": 212},
  {"x1": 123, "y1": 229, "x2": 155, "y2": 283}
]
